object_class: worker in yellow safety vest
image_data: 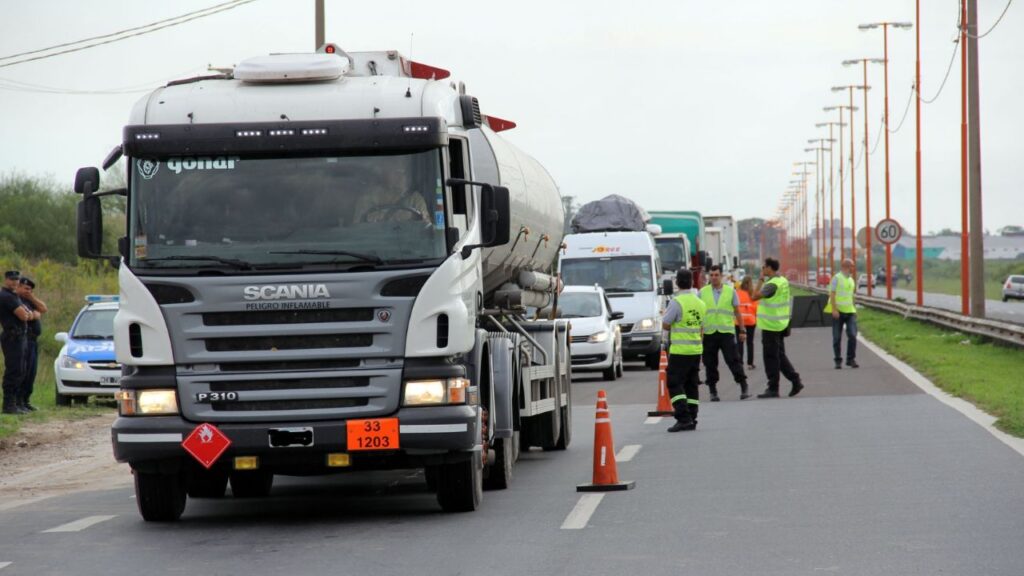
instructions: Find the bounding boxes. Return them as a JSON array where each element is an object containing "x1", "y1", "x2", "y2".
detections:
[
  {"x1": 752, "y1": 257, "x2": 804, "y2": 398},
  {"x1": 824, "y1": 258, "x2": 859, "y2": 369},
  {"x1": 698, "y1": 265, "x2": 749, "y2": 401},
  {"x1": 660, "y1": 268, "x2": 706, "y2": 432}
]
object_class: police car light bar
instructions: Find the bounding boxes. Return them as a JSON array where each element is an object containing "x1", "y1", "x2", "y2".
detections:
[{"x1": 85, "y1": 295, "x2": 119, "y2": 303}]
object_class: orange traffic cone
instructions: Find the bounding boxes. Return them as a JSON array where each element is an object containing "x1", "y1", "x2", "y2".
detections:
[
  {"x1": 577, "y1": 390, "x2": 635, "y2": 492},
  {"x1": 647, "y1": 350, "x2": 673, "y2": 416}
]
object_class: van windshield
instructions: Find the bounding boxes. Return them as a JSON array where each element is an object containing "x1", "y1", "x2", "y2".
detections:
[{"x1": 561, "y1": 256, "x2": 653, "y2": 293}]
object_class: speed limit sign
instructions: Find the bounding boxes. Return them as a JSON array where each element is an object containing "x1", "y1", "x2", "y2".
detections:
[{"x1": 875, "y1": 218, "x2": 902, "y2": 245}]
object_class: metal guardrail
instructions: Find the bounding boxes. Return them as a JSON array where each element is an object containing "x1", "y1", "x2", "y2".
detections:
[{"x1": 797, "y1": 284, "x2": 1024, "y2": 348}]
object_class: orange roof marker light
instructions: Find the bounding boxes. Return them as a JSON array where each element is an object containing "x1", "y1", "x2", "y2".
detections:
[{"x1": 484, "y1": 114, "x2": 517, "y2": 132}]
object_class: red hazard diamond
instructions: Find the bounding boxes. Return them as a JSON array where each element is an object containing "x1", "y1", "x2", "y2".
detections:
[{"x1": 182, "y1": 423, "x2": 232, "y2": 469}]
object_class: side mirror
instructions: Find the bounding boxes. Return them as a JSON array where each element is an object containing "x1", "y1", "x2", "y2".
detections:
[
  {"x1": 74, "y1": 167, "x2": 100, "y2": 196},
  {"x1": 55, "y1": 332, "x2": 68, "y2": 343},
  {"x1": 77, "y1": 196, "x2": 103, "y2": 258},
  {"x1": 610, "y1": 311, "x2": 625, "y2": 321},
  {"x1": 663, "y1": 279, "x2": 675, "y2": 296},
  {"x1": 480, "y1": 185, "x2": 511, "y2": 247}
]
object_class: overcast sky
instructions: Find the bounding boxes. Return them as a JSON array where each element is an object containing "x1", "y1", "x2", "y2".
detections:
[{"x1": 1, "y1": 0, "x2": 1020, "y2": 233}]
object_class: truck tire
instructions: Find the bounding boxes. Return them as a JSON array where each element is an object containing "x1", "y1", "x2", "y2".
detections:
[
  {"x1": 483, "y1": 436, "x2": 514, "y2": 490},
  {"x1": 187, "y1": 468, "x2": 229, "y2": 498},
  {"x1": 230, "y1": 471, "x2": 273, "y2": 498},
  {"x1": 436, "y1": 451, "x2": 483, "y2": 512},
  {"x1": 134, "y1": 470, "x2": 186, "y2": 522}
]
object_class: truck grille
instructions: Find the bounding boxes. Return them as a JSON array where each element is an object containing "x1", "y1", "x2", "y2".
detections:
[
  {"x1": 203, "y1": 308, "x2": 373, "y2": 326},
  {"x1": 219, "y1": 359, "x2": 361, "y2": 372},
  {"x1": 205, "y1": 334, "x2": 372, "y2": 352},
  {"x1": 212, "y1": 398, "x2": 369, "y2": 412},
  {"x1": 208, "y1": 377, "x2": 369, "y2": 392}
]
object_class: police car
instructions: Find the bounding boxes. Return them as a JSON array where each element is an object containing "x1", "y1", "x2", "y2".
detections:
[{"x1": 54, "y1": 296, "x2": 120, "y2": 406}]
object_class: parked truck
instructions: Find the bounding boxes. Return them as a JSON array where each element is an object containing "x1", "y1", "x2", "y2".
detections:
[
  {"x1": 73, "y1": 45, "x2": 572, "y2": 521},
  {"x1": 648, "y1": 210, "x2": 707, "y2": 288}
]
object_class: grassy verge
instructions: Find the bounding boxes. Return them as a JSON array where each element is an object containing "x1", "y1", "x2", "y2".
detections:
[
  {"x1": 857, "y1": 306, "x2": 1024, "y2": 437},
  {"x1": 0, "y1": 357, "x2": 115, "y2": 439}
]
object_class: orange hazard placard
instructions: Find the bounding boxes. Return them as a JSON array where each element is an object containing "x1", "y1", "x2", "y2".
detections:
[{"x1": 346, "y1": 418, "x2": 400, "y2": 451}]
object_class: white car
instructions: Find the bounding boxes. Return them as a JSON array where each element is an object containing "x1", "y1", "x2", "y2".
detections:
[
  {"x1": 541, "y1": 285, "x2": 624, "y2": 381},
  {"x1": 54, "y1": 296, "x2": 120, "y2": 405}
]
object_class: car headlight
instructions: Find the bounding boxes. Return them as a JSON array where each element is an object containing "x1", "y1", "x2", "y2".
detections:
[
  {"x1": 636, "y1": 317, "x2": 658, "y2": 331},
  {"x1": 61, "y1": 355, "x2": 87, "y2": 370},
  {"x1": 116, "y1": 389, "x2": 179, "y2": 416},
  {"x1": 588, "y1": 331, "x2": 610, "y2": 343},
  {"x1": 403, "y1": 377, "x2": 471, "y2": 406}
]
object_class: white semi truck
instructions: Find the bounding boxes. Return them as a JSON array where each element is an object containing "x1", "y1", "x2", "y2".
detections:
[
  {"x1": 704, "y1": 215, "x2": 739, "y2": 271},
  {"x1": 74, "y1": 46, "x2": 571, "y2": 521}
]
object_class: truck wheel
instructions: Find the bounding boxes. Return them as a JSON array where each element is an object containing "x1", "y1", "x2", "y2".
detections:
[
  {"x1": 134, "y1": 470, "x2": 186, "y2": 522},
  {"x1": 187, "y1": 468, "x2": 229, "y2": 498},
  {"x1": 436, "y1": 451, "x2": 483, "y2": 512},
  {"x1": 483, "y1": 436, "x2": 514, "y2": 490},
  {"x1": 230, "y1": 471, "x2": 273, "y2": 498},
  {"x1": 424, "y1": 466, "x2": 439, "y2": 492},
  {"x1": 55, "y1": 387, "x2": 71, "y2": 407}
]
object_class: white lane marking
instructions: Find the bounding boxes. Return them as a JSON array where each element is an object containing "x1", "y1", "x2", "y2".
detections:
[
  {"x1": 117, "y1": 433, "x2": 182, "y2": 443},
  {"x1": 399, "y1": 424, "x2": 467, "y2": 434},
  {"x1": 0, "y1": 562, "x2": 12, "y2": 571},
  {"x1": 644, "y1": 416, "x2": 663, "y2": 425},
  {"x1": 561, "y1": 494, "x2": 604, "y2": 530},
  {"x1": 42, "y1": 515, "x2": 117, "y2": 533},
  {"x1": 859, "y1": 335, "x2": 1024, "y2": 459},
  {"x1": 616, "y1": 444, "x2": 642, "y2": 462}
]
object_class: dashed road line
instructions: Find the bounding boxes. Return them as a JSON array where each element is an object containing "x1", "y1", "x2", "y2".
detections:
[
  {"x1": 42, "y1": 515, "x2": 117, "y2": 533},
  {"x1": 560, "y1": 494, "x2": 604, "y2": 530},
  {"x1": 643, "y1": 416, "x2": 663, "y2": 425},
  {"x1": 616, "y1": 444, "x2": 642, "y2": 462}
]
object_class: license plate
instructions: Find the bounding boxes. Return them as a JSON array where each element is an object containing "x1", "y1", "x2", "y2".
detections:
[
  {"x1": 99, "y1": 376, "x2": 119, "y2": 386},
  {"x1": 346, "y1": 418, "x2": 399, "y2": 451}
]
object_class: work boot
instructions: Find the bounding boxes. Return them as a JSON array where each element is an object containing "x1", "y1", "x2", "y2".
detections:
[
  {"x1": 667, "y1": 416, "x2": 696, "y2": 432},
  {"x1": 21, "y1": 401, "x2": 37, "y2": 412},
  {"x1": 847, "y1": 359, "x2": 859, "y2": 369},
  {"x1": 834, "y1": 360, "x2": 842, "y2": 370},
  {"x1": 788, "y1": 382, "x2": 805, "y2": 397},
  {"x1": 2, "y1": 400, "x2": 26, "y2": 415},
  {"x1": 757, "y1": 389, "x2": 779, "y2": 399},
  {"x1": 739, "y1": 382, "x2": 750, "y2": 400},
  {"x1": 710, "y1": 394, "x2": 720, "y2": 402}
]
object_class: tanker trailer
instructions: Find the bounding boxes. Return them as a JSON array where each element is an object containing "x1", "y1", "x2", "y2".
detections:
[{"x1": 72, "y1": 45, "x2": 570, "y2": 521}]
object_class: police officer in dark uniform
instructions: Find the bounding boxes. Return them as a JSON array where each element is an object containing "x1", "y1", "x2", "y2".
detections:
[
  {"x1": 2, "y1": 270, "x2": 34, "y2": 414},
  {"x1": 16, "y1": 276, "x2": 47, "y2": 411}
]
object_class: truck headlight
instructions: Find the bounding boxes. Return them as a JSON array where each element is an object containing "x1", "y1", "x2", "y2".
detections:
[
  {"x1": 61, "y1": 355, "x2": 86, "y2": 370},
  {"x1": 403, "y1": 377, "x2": 471, "y2": 406},
  {"x1": 588, "y1": 331, "x2": 610, "y2": 343},
  {"x1": 636, "y1": 317, "x2": 658, "y2": 331},
  {"x1": 116, "y1": 389, "x2": 179, "y2": 416}
]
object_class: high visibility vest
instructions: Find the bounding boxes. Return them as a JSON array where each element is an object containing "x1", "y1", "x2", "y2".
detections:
[
  {"x1": 824, "y1": 273, "x2": 857, "y2": 314},
  {"x1": 756, "y1": 276, "x2": 791, "y2": 332},
  {"x1": 699, "y1": 284, "x2": 736, "y2": 335},
  {"x1": 736, "y1": 289, "x2": 757, "y2": 327},
  {"x1": 669, "y1": 292, "x2": 705, "y2": 356}
]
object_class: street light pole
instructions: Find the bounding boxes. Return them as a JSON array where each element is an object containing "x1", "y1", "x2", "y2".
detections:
[
  {"x1": 845, "y1": 58, "x2": 884, "y2": 297},
  {"x1": 967, "y1": 0, "x2": 985, "y2": 318},
  {"x1": 914, "y1": 0, "x2": 924, "y2": 307},
  {"x1": 960, "y1": 1, "x2": 970, "y2": 315}
]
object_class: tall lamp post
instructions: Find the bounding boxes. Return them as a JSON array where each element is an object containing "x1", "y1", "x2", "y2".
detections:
[
  {"x1": 831, "y1": 85, "x2": 868, "y2": 275},
  {"x1": 807, "y1": 138, "x2": 835, "y2": 280},
  {"x1": 860, "y1": 20, "x2": 912, "y2": 299},
  {"x1": 794, "y1": 162, "x2": 815, "y2": 282},
  {"x1": 816, "y1": 121, "x2": 846, "y2": 274},
  {"x1": 803, "y1": 148, "x2": 823, "y2": 279},
  {"x1": 823, "y1": 105, "x2": 857, "y2": 264},
  {"x1": 843, "y1": 58, "x2": 884, "y2": 296}
]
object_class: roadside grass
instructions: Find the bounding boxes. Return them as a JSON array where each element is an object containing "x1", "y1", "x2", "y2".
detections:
[
  {"x1": 857, "y1": 307, "x2": 1024, "y2": 438},
  {"x1": 0, "y1": 357, "x2": 115, "y2": 440}
]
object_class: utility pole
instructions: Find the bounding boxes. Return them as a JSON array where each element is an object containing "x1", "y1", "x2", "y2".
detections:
[
  {"x1": 959, "y1": 0, "x2": 970, "y2": 315},
  {"x1": 315, "y1": 0, "x2": 325, "y2": 50},
  {"x1": 967, "y1": 0, "x2": 985, "y2": 317}
]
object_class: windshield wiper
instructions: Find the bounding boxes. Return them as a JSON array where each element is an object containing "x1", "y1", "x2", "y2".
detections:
[
  {"x1": 141, "y1": 255, "x2": 254, "y2": 269},
  {"x1": 269, "y1": 249, "x2": 384, "y2": 265}
]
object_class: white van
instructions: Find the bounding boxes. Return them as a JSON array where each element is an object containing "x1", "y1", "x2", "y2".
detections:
[{"x1": 559, "y1": 231, "x2": 665, "y2": 369}]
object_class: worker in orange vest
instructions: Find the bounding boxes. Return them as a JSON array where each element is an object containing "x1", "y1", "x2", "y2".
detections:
[{"x1": 735, "y1": 276, "x2": 758, "y2": 370}]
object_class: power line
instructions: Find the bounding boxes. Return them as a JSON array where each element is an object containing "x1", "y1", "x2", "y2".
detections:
[
  {"x1": 966, "y1": 0, "x2": 1014, "y2": 39},
  {"x1": 0, "y1": 0, "x2": 252, "y2": 63},
  {"x1": 0, "y1": 66, "x2": 207, "y2": 95},
  {"x1": 0, "y1": 0, "x2": 258, "y2": 69},
  {"x1": 920, "y1": 37, "x2": 960, "y2": 104},
  {"x1": 888, "y1": 85, "x2": 914, "y2": 133}
]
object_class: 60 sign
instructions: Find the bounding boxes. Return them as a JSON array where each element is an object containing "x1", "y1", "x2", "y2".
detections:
[{"x1": 875, "y1": 218, "x2": 902, "y2": 246}]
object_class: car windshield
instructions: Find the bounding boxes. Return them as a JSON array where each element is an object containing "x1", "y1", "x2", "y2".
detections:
[
  {"x1": 655, "y1": 239, "x2": 688, "y2": 273},
  {"x1": 128, "y1": 150, "x2": 447, "y2": 272},
  {"x1": 561, "y1": 256, "x2": 653, "y2": 293},
  {"x1": 539, "y1": 292, "x2": 603, "y2": 319},
  {"x1": 71, "y1": 309, "x2": 116, "y2": 339}
]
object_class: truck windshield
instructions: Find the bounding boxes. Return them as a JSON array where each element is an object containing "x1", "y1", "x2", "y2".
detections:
[
  {"x1": 128, "y1": 150, "x2": 447, "y2": 271},
  {"x1": 561, "y1": 256, "x2": 653, "y2": 293},
  {"x1": 655, "y1": 239, "x2": 688, "y2": 273}
]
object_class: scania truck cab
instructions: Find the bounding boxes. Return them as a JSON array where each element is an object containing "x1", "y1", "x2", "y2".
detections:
[{"x1": 74, "y1": 46, "x2": 571, "y2": 521}]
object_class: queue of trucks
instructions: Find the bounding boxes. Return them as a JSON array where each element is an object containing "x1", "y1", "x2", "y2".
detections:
[{"x1": 73, "y1": 44, "x2": 742, "y2": 521}]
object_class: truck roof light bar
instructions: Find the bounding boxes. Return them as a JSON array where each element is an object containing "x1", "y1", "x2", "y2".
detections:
[
  {"x1": 301, "y1": 128, "x2": 328, "y2": 136},
  {"x1": 236, "y1": 130, "x2": 262, "y2": 137},
  {"x1": 135, "y1": 133, "x2": 160, "y2": 140}
]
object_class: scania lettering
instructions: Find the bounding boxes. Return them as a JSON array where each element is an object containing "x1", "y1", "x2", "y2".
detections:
[{"x1": 75, "y1": 46, "x2": 571, "y2": 521}]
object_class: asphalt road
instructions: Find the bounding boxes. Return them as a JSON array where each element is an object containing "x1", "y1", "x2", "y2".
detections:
[
  {"x1": 862, "y1": 284, "x2": 1024, "y2": 325},
  {"x1": 1, "y1": 327, "x2": 1022, "y2": 575}
]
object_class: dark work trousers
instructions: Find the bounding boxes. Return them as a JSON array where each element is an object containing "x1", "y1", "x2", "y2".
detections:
[
  {"x1": 1, "y1": 334, "x2": 27, "y2": 407},
  {"x1": 21, "y1": 338, "x2": 38, "y2": 404},
  {"x1": 702, "y1": 331, "x2": 747, "y2": 396},
  {"x1": 832, "y1": 313, "x2": 858, "y2": 363},
  {"x1": 762, "y1": 329, "x2": 800, "y2": 393},
  {"x1": 666, "y1": 353, "x2": 701, "y2": 423},
  {"x1": 735, "y1": 325, "x2": 756, "y2": 366}
]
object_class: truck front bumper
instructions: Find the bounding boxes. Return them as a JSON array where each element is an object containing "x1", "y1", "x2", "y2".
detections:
[{"x1": 112, "y1": 405, "x2": 480, "y2": 473}]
